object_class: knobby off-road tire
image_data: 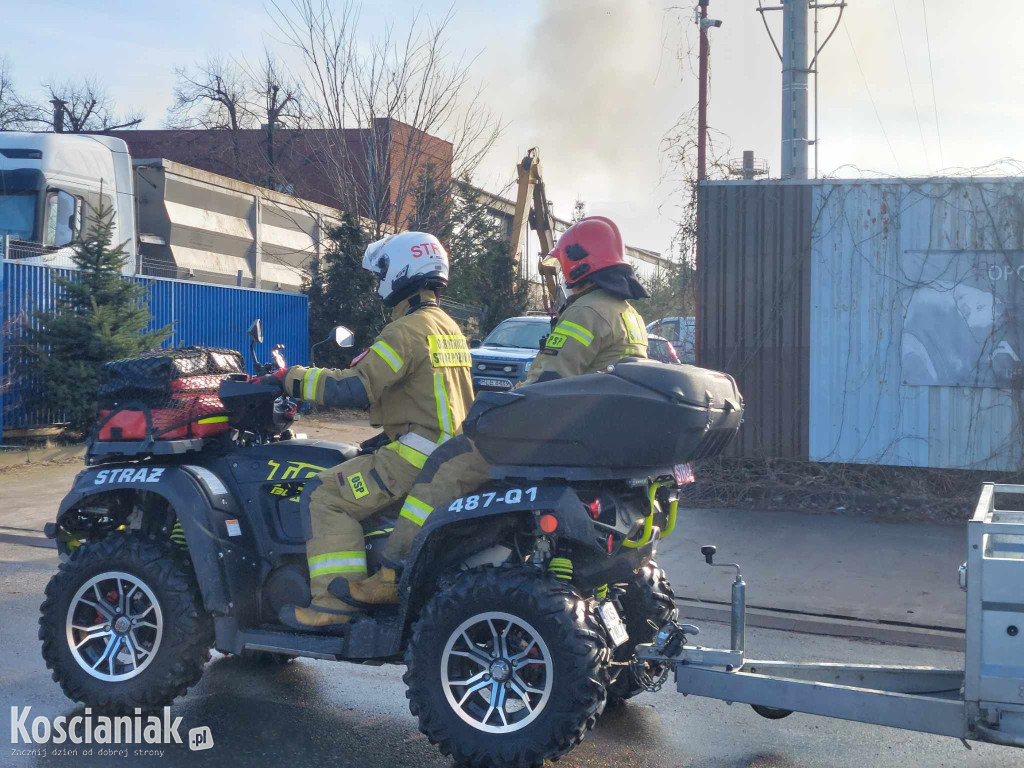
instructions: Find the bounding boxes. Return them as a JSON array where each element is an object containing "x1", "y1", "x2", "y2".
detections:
[
  {"x1": 404, "y1": 567, "x2": 607, "y2": 768},
  {"x1": 606, "y1": 563, "x2": 678, "y2": 706},
  {"x1": 39, "y1": 534, "x2": 212, "y2": 712}
]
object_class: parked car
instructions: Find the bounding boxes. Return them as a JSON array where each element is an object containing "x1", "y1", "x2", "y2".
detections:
[
  {"x1": 646, "y1": 316, "x2": 695, "y2": 363},
  {"x1": 469, "y1": 315, "x2": 552, "y2": 391},
  {"x1": 647, "y1": 333, "x2": 681, "y2": 364}
]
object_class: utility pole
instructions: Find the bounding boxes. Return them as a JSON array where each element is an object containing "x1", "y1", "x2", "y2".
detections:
[
  {"x1": 781, "y1": 0, "x2": 809, "y2": 179},
  {"x1": 697, "y1": 0, "x2": 710, "y2": 182},
  {"x1": 757, "y1": 2, "x2": 845, "y2": 179},
  {"x1": 694, "y1": 2, "x2": 722, "y2": 365}
]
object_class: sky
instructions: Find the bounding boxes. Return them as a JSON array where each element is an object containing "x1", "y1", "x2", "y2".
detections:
[{"x1": 5, "y1": 0, "x2": 1024, "y2": 257}]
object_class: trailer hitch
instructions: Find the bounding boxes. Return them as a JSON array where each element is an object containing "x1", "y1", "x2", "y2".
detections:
[
  {"x1": 633, "y1": 619, "x2": 701, "y2": 693},
  {"x1": 635, "y1": 544, "x2": 748, "y2": 672}
]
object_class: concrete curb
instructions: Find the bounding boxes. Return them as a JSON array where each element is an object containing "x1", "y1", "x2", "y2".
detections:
[
  {"x1": 0, "y1": 444, "x2": 85, "y2": 470},
  {"x1": 676, "y1": 598, "x2": 966, "y2": 651}
]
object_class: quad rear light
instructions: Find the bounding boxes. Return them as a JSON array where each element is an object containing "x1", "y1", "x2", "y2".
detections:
[{"x1": 673, "y1": 462, "x2": 695, "y2": 485}]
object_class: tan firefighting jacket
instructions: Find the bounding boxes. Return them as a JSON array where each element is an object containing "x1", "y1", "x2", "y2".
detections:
[
  {"x1": 524, "y1": 286, "x2": 648, "y2": 384},
  {"x1": 284, "y1": 289, "x2": 474, "y2": 460}
]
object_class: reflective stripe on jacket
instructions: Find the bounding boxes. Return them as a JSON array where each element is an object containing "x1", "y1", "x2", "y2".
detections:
[
  {"x1": 524, "y1": 287, "x2": 648, "y2": 383},
  {"x1": 285, "y1": 289, "x2": 475, "y2": 453}
]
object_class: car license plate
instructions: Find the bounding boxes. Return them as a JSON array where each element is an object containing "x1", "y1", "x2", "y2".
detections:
[
  {"x1": 598, "y1": 602, "x2": 629, "y2": 648},
  {"x1": 476, "y1": 377, "x2": 512, "y2": 389},
  {"x1": 673, "y1": 462, "x2": 695, "y2": 484}
]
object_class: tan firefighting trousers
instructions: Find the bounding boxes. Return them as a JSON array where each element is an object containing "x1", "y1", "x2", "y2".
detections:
[
  {"x1": 305, "y1": 445, "x2": 421, "y2": 601},
  {"x1": 381, "y1": 434, "x2": 490, "y2": 564}
]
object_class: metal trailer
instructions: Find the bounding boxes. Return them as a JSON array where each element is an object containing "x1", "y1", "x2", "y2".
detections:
[{"x1": 638, "y1": 483, "x2": 1024, "y2": 749}]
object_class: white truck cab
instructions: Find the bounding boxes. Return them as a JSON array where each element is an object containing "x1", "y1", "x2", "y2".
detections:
[
  {"x1": 0, "y1": 132, "x2": 136, "y2": 266},
  {"x1": 1, "y1": 131, "x2": 336, "y2": 290}
]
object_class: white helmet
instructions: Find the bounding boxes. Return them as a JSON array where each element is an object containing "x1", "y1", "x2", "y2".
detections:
[{"x1": 362, "y1": 231, "x2": 450, "y2": 305}]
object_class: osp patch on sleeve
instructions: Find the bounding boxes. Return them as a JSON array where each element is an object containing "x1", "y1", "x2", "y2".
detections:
[
  {"x1": 545, "y1": 332, "x2": 567, "y2": 350},
  {"x1": 346, "y1": 472, "x2": 370, "y2": 499}
]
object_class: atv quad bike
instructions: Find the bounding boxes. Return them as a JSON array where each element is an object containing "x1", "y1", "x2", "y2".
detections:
[{"x1": 39, "y1": 321, "x2": 743, "y2": 767}]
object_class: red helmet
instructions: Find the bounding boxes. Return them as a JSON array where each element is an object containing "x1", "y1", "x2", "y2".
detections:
[{"x1": 549, "y1": 216, "x2": 627, "y2": 287}]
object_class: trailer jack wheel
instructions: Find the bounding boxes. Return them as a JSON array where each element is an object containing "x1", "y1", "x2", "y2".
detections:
[{"x1": 751, "y1": 704, "x2": 793, "y2": 720}]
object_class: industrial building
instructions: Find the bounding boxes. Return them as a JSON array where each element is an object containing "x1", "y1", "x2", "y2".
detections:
[{"x1": 104, "y1": 125, "x2": 667, "y2": 297}]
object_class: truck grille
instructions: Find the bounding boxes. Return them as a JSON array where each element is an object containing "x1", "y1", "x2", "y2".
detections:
[{"x1": 473, "y1": 360, "x2": 523, "y2": 375}]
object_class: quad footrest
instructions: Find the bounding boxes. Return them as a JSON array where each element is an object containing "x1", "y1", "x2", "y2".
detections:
[{"x1": 215, "y1": 617, "x2": 346, "y2": 660}]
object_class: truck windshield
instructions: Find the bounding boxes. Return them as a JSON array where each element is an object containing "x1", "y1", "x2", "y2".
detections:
[
  {"x1": 484, "y1": 320, "x2": 550, "y2": 349},
  {"x1": 0, "y1": 193, "x2": 35, "y2": 240}
]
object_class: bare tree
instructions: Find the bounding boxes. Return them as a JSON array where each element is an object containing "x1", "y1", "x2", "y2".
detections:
[
  {"x1": 244, "y1": 49, "x2": 304, "y2": 187},
  {"x1": 168, "y1": 55, "x2": 254, "y2": 176},
  {"x1": 0, "y1": 67, "x2": 143, "y2": 133},
  {"x1": 32, "y1": 78, "x2": 143, "y2": 132},
  {"x1": 661, "y1": 102, "x2": 730, "y2": 262},
  {"x1": 571, "y1": 199, "x2": 587, "y2": 224},
  {"x1": 0, "y1": 56, "x2": 32, "y2": 130},
  {"x1": 168, "y1": 55, "x2": 252, "y2": 132},
  {"x1": 169, "y1": 49, "x2": 304, "y2": 187},
  {"x1": 268, "y1": 0, "x2": 504, "y2": 237}
]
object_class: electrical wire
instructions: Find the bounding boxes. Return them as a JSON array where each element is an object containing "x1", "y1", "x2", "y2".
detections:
[
  {"x1": 810, "y1": 2, "x2": 845, "y2": 70},
  {"x1": 920, "y1": 0, "x2": 945, "y2": 169},
  {"x1": 842, "y1": 18, "x2": 902, "y2": 176},
  {"x1": 890, "y1": 0, "x2": 930, "y2": 169},
  {"x1": 756, "y1": 0, "x2": 783, "y2": 62}
]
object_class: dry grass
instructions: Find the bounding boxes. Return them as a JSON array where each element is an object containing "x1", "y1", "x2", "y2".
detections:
[{"x1": 681, "y1": 456, "x2": 1023, "y2": 522}]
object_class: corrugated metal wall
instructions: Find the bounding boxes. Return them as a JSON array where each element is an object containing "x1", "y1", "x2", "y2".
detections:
[
  {"x1": 1, "y1": 260, "x2": 308, "y2": 435},
  {"x1": 808, "y1": 180, "x2": 1023, "y2": 471},
  {"x1": 700, "y1": 178, "x2": 1023, "y2": 471},
  {"x1": 698, "y1": 182, "x2": 813, "y2": 459}
]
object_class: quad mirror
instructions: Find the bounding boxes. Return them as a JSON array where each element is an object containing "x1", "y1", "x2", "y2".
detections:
[{"x1": 333, "y1": 326, "x2": 355, "y2": 348}]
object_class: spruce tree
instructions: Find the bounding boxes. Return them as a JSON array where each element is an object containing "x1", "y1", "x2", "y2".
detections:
[
  {"x1": 305, "y1": 169, "x2": 530, "y2": 363},
  {"x1": 445, "y1": 177, "x2": 529, "y2": 335},
  {"x1": 632, "y1": 259, "x2": 696, "y2": 325},
  {"x1": 28, "y1": 207, "x2": 171, "y2": 432},
  {"x1": 305, "y1": 213, "x2": 386, "y2": 368}
]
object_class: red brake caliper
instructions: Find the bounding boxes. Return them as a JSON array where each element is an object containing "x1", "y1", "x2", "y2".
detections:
[
  {"x1": 103, "y1": 588, "x2": 120, "y2": 623},
  {"x1": 91, "y1": 589, "x2": 118, "y2": 625},
  {"x1": 523, "y1": 644, "x2": 543, "y2": 685}
]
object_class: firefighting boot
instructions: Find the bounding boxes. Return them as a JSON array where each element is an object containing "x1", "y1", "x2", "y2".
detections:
[
  {"x1": 278, "y1": 595, "x2": 362, "y2": 634},
  {"x1": 330, "y1": 568, "x2": 399, "y2": 609}
]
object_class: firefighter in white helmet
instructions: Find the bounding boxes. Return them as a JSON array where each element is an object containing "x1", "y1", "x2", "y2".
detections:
[
  {"x1": 269, "y1": 231, "x2": 474, "y2": 631},
  {"x1": 335, "y1": 216, "x2": 650, "y2": 610}
]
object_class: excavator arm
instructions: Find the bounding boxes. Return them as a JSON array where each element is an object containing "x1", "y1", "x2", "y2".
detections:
[{"x1": 509, "y1": 148, "x2": 562, "y2": 315}]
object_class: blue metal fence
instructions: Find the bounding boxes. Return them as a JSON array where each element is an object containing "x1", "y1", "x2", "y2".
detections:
[{"x1": 1, "y1": 260, "x2": 309, "y2": 440}]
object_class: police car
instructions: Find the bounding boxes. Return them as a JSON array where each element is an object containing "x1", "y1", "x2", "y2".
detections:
[{"x1": 469, "y1": 315, "x2": 551, "y2": 391}]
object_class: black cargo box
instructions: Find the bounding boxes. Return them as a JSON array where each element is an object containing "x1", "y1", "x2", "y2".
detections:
[{"x1": 463, "y1": 360, "x2": 743, "y2": 474}]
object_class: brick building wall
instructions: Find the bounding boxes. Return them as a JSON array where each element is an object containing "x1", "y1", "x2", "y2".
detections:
[{"x1": 105, "y1": 119, "x2": 453, "y2": 228}]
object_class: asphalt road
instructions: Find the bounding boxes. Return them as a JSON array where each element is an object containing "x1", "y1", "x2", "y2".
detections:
[{"x1": 2, "y1": 542, "x2": 1018, "y2": 768}]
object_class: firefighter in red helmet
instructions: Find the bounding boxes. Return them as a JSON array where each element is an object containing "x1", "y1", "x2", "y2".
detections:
[
  {"x1": 330, "y1": 216, "x2": 650, "y2": 609},
  {"x1": 524, "y1": 215, "x2": 649, "y2": 383}
]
